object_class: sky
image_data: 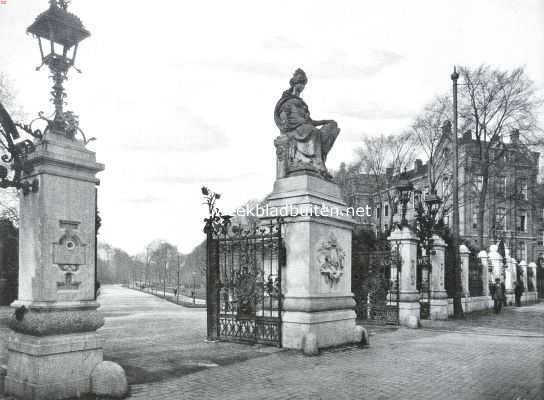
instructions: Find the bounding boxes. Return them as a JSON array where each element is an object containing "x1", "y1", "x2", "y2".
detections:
[{"x1": 0, "y1": 0, "x2": 543, "y2": 255}]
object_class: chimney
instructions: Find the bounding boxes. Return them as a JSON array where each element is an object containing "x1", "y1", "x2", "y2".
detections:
[
  {"x1": 386, "y1": 167, "x2": 393, "y2": 177},
  {"x1": 414, "y1": 159, "x2": 423, "y2": 173},
  {"x1": 462, "y1": 130, "x2": 472, "y2": 143},
  {"x1": 511, "y1": 129, "x2": 520, "y2": 144}
]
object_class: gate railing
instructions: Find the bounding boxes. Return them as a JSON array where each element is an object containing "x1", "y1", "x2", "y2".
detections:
[
  {"x1": 352, "y1": 240, "x2": 400, "y2": 325},
  {"x1": 207, "y1": 220, "x2": 284, "y2": 346},
  {"x1": 469, "y1": 251, "x2": 483, "y2": 297},
  {"x1": 417, "y1": 252, "x2": 431, "y2": 320}
]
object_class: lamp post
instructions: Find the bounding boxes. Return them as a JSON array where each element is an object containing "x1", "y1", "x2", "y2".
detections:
[
  {"x1": 415, "y1": 190, "x2": 442, "y2": 319},
  {"x1": 394, "y1": 168, "x2": 414, "y2": 228},
  {"x1": 27, "y1": 0, "x2": 90, "y2": 137}
]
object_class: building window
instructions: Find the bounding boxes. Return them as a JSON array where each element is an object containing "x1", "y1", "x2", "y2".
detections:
[
  {"x1": 538, "y1": 231, "x2": 544, "y2": 247},
  {"x1": 384, "y1": 204, "x2": 389, "y2": 217},
  {"x1": 496, "y1": 176, "x2": 506, "y2": 198},
  {"x1": 495, "y1": 207, "x2": 506, "y2": 231},
  {"x1": 519, "y1": 178, "x2": 528, "y2": 200},
  {"x1": 443, "y1": 213, "x2": 450, "y2": 226},
  {"x1": 376, "y1": 206, "x2": 381, "y2": 220},
  {"x1": 517, "y1": 210, "x2": 527, "y2": 232},
  {"x1": 517, "y1": 241, "x2": 527, "y2": 262}
]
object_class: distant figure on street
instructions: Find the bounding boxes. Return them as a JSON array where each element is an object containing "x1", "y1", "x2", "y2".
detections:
[
  {"x1": 492, "y1": 278, "x2": 503, "y2": 314},
  {"x1": 501, "y1": 281, "x2": 507, "y2": 307},
  {"x1": 514, "y1": 280, "x2": 524, "y2": 307}
]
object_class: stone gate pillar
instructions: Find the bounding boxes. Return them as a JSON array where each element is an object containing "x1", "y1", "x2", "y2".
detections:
[
  {"x1": 459, "y1": 245, "x2": 470, "y2": 298},
  {"x1": 504, "y1": 251, "x2": 515, "y2": 305},
  {"x1": 429, "y1": 234, "x2": 447, "y2": 320},
  {"x1": 5, "y1": 133, "x2": 105, "y2": 399},
  {"x1": 488, "y1": 245, "x2": 503, "y2": 283},
  {"x1": 263, "y1": 174, "x2": 359, "y2": 350},
  {"x1": 520, "y1": 260, "x2": 528, "y2": 304},
  {"x1": 388, "y1": 226, "x2": 419, "y2": 327}
]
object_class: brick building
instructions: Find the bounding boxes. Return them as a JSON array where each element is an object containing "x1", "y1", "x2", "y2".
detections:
[{"x1": 340, "y1": 130, "x2": 542, "y2": 265}]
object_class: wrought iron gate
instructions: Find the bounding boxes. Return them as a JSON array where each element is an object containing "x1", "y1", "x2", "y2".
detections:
[
  {"x1": 417, "y1": 247, "x2": 431, "y2": 320},
  {"x1": 468, "y1": 251, "x2": 483, "y2": 297},
  {"x1": 353, "y1": 239, "x2": 400, "y2": 325},
  {"x1": 207, "y1": 220, "x2": 284, "y2": 346}
]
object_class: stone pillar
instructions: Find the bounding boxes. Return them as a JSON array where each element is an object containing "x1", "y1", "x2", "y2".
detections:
[
  {"x1": 263, "y1": 174, "x2": 359, "y2": 350},
  {"x1": 520, "y1": 260, "x2": 528, "y2": 304},
  {"x1": 478, "y1": 250, "x2": 490, "y2": 297},
  {"x1": 5, "y1": 133, "x2": 105, "y2": 400},
  {"x1": 388, "y1": 226, "x2": 419, "y2": 327},
  {"x1": 459, "y1": 245, "x2": 470, "y2": 297},
  {"x1": 429, "y1": 234, "x2": 447, "y2": 320},
  {"x1": 504, "y1": 252, "x2": 514, "y2": 305},
  {"x1": 488, "y1": 245, "x2": 503, "y2": 283}
]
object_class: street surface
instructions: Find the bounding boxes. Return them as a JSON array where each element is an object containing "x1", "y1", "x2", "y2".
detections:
[{"x1": 1, "y1": 286, "x2": 543, "y2": 399}]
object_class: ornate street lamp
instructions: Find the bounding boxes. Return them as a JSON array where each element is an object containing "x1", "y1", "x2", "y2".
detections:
[
  {"x1": 27, "y1": 0, "x2": 90, "y2": 138},
  {"x1": 394, "y1": 168, "x2": 413, "y2": 227}
]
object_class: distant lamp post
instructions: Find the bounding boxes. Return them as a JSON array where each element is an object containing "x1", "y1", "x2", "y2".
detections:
[
  {"x1": 394, "y1": 168, "x2": 413, "y2": 227},
  {"x1": 27, "y1": 0, "x2": 91, "y2": 138}
]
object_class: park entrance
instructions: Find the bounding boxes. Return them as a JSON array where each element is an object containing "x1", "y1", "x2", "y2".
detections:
[{"x1": 207, "y1": 220, "x2": 284, "y2": 347}]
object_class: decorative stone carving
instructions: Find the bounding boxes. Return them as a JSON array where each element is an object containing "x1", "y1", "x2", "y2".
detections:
[
  {"x1": 274, "y1": 68, "x2": 340, "y2": 180},
  {"x1": 53, "y1": 220, "x2": 87, "y2": 291},
  {"x1": 317, "y1": 233, "x2": 346, "y2": 287}
]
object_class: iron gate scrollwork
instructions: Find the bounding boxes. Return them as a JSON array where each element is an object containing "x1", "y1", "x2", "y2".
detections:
[
  {"x1": 352, "y1": 238, "x2": 400, "y2": 325},
  {"x1": 417, "y1": 250, "x2": 431, "y2": 320},
  {"x1": 205, "y1": 201, "x2": 284, "y2": 347}
]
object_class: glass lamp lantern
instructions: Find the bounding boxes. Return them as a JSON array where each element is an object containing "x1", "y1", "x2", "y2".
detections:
[{"x1": 27, "y1": 0, "x2": 90, "y2": 135}]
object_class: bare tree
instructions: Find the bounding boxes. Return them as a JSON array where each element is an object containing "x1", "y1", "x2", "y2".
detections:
[
  {"x1": 355, "y1": 132, "x2": 416, "y2": 231},
  {"x1": 458, "y1": 65, "x2": 542, "y2": 247},
  {"x1": 410, "y1": 95, "x2": 452, "y2": 193},
  {"x1": 0, "y1": 73, "x2": 22, "y2": 225}
]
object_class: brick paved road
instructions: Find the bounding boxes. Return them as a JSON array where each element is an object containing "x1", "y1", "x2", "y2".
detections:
[
  {"x1": 98, "y1": 286, "x2": 543, "y2": 400},
  {"x1": 2, "y1": 287, "x2": 543, "y2": 399}
]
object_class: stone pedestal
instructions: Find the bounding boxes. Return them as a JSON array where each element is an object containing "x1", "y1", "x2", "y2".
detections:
[
  {"x1": 388, "y1": 226, "x2": 419, "y2": 327},
  {"x1": 430, "y1": 234, "x2": 447, "y2": 320},
  {"x1": 5, "y1": 133, "x2": 104, "y2": 400},
  {"x1": 263, "y1": 174, "x2": 359, "y2": 350}
]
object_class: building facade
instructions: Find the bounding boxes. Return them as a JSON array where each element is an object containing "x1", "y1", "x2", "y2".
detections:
[{"x1": 341, "y1": 130, "x2": 542, "y2": 266}]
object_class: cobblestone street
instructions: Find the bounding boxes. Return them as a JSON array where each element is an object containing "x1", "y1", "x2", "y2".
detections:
[
  {"x1": 101, "y1": 286, "x2": 543, "y2": 400},
  {"x1": 2, "y1": 286, "x2": 543, "y2": 399}
]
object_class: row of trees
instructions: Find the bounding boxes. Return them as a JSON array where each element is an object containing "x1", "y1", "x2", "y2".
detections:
[
  {"x1": 336, "y1": 65, "x2": 543, "y2": 248},
  {"x1": 98, "y1": 239, "x2": 206, "y2": 296}
]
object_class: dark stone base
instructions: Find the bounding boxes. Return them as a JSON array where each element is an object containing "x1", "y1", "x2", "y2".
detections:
[{"x1": 8, "y1": 308, "x2": 104, "y2": 336}]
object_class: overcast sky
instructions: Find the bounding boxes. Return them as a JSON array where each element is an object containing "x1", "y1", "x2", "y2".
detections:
[{"x1": 1, "y1": 0, "x2": 543, "y2": 254}]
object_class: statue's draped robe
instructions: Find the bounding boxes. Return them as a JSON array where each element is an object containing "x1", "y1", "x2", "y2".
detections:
[{"x1": 274, "y1": 92, "x2": 339, "y2": 171}]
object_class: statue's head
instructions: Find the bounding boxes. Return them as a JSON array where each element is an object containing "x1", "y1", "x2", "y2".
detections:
[{"x1": 289, "y1": 68, "x2": 307, "y2": 96}]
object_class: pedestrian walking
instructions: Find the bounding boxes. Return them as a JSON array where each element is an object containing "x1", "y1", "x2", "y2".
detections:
[
  {"x1": 501, "y1": 280, "x2": 507, "y2": 307},
  {"x1": 492, "y1": 278, "x2": 503, "y2": 314},
  {"x1": 514, "y1": 280, "x2": 524, "y2": 307}
]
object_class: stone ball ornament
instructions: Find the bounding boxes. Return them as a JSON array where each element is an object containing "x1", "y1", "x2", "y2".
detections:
[{"x1": 91, "y1": 361, "x2": 129, "y2": 399}]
